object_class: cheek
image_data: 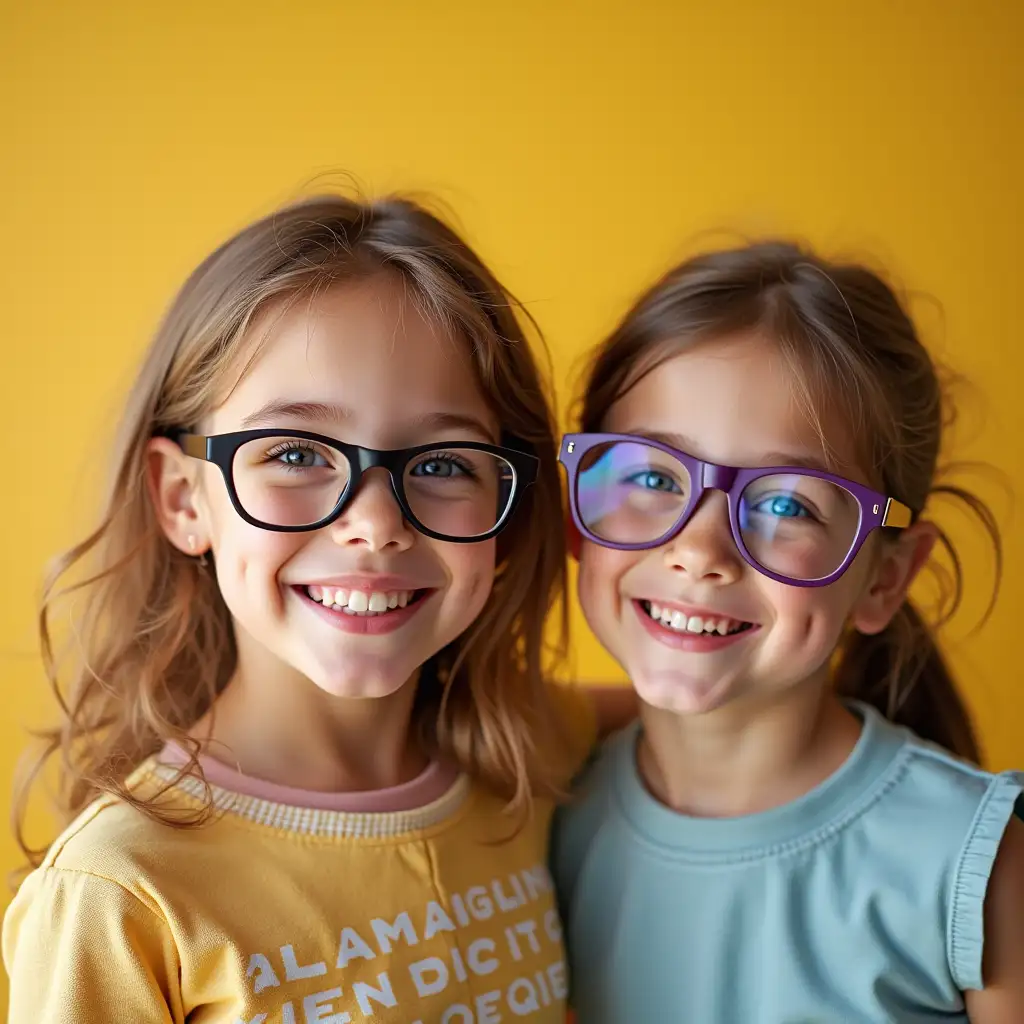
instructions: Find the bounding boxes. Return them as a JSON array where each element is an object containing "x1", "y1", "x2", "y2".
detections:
[
  {"x1": 205, "y1": 488, "x2": 306, "y2": 604},
  {"x1": 214, "y1": 525, "x2": 301, "y2": 574},
  {"x1": 578, "y1": 544, "x2": 637, "y2": 621},
  {"x1": 439, "y1": 539, "x2": 496, "y2": 610},
  {"x1": 763, "y1": 573, "x2": 862, "y2": 650}
]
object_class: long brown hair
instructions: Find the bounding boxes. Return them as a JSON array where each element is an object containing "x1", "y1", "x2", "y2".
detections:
[
  {"x1": 580, "y1": 241, "x2": 1002, "y2": 761},
  {"x1": 15, "y1": 193, "x2": 573, "y2": 869}
]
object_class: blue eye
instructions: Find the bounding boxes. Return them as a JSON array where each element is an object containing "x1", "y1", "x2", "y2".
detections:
[
  {"x1": 263, "y1": 443, "x2": 332, "y2": 469},
  {"x1": 410, "y1": 454, "x2": 475, "y2": 479},
  {"x1": 413, "y1": 460, "x2": 456, "y2": 477},
  {"x1": 626, "y1": 470, "x2": 681, "y2": 493},
  {"x1": 283, "y1": 449, "x2": 325, "y2": 468},
  {"x1": 752, "y1": 494, "x2": 809, "y2": 519}
]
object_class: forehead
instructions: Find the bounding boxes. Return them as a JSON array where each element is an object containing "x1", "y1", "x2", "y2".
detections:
[
  {"x1": 604, "y1": 331, "x2": 863, "y2": 477},
  {"x1": 209, "y1": 273, "x2": 499, "y2": 444}
]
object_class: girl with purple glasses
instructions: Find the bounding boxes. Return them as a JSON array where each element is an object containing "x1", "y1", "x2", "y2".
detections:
[{"x1": 552, "y1": 243, "x2": 1023, "y2": 1022}]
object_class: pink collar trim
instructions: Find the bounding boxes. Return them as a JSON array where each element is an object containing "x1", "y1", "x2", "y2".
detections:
[{"x1": 158, "y1": 741, "x2": 458, "y2": 813}]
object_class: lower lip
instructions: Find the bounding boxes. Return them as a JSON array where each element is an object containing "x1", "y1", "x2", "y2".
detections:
[
  {"x1": 296, "y1": 587, "x2": 433, "y2": 635},
  {"x1": 632, "y1": 600, "x2": 759, "y2": 651}
]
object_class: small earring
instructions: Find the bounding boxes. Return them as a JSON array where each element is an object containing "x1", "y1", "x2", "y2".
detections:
[{"x1": 187, "y1": 535, "x2": 209, "y2": 567}]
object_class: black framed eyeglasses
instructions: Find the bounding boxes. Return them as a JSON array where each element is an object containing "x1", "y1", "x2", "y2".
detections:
[{"x1": 172, "y1": 428, "x2": 537, "y2": 543}]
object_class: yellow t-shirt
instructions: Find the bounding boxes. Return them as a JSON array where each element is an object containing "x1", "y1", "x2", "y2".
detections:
[{"x1": 4, "y1": 692, "x2": 596, "y2": 1024}]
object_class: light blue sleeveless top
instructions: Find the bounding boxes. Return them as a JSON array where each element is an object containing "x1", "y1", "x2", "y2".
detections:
[{"x1": 551, "y1": 703, "x2": 1023, "y2": 1023}]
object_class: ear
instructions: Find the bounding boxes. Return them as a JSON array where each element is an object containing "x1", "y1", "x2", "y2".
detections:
[
  {"x1": 849, "y1": 521, "x2": 938, "y2": 636},
  {"x1": 146, "y1": 437, "x2": 211, "y2": 557}
]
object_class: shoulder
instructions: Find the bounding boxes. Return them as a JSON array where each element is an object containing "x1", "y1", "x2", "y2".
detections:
[
  {"x1": 867, "y1": 716, "x2": 1024, "y2": 991},
  {"x1": 41, "y1": 774, "x2": 187, "y2": 884},
  {"x1": 3, "y1": 788, "x2": 179, "y2": 964},
  {"x1": 865, "y1": 717, "x2": 1023, "y2": 889},
  {"x1": 20, "y1": 760, "x2": 234, "y2": 918},
  {"x1": 861, "y1": 711, "x2": 1021, "y2": 846},
  {"x1": 3, "y1": 787, "x2": 185, "y2": 1019}
]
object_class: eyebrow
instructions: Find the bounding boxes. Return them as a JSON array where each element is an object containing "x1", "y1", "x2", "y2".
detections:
[
  {"x1": 761, "y1": 451, "x2": 834, "y2": 474},
  {"x1": 240, "y1": 400, "x2": 497, "y2": 442},
  {"x1": 629, "y1": 429, "x2": 833, "y2": 474},
  {"x1": 240, "y1": 400, "x2": 343, "y2": 428}
]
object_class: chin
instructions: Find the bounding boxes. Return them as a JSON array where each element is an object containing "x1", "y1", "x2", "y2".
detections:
[
  {"x1": 303, "y1": 655, "x2": 418, "y2": 701},
  {"x1": 630, "y1": 666, "x2": 739, "y2": 716}
]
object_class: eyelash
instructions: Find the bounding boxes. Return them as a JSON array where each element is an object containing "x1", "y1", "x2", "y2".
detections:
[
  {"x1": 414, "y1": 452, "x2": 477, "y2": 476},
  {"x1": 265, "y1": 440, "x2": 308, "y2": 456},
  {"x1": 262, "y1": 440, "x2": 333, "y2": 466}
]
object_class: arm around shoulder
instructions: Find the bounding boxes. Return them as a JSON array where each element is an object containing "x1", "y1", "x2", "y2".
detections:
[{"x1": 4, "y1": 864, "x2": 182, "y2": 1023}]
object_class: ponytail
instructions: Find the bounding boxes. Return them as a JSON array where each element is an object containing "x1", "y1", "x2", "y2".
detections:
[
  {"x1": 834, "y1": 481, "x2": 1002, "y2": 765},
  {"x1": 834, "y1": 602, "x2": 980, "y2": 762}
]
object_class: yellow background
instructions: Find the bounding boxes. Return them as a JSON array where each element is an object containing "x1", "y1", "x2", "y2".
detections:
[{"x1": 1, "y1": 0, "x2": 1021, "y2": 1010}]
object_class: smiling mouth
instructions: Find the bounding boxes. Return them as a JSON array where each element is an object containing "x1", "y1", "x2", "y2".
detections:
[
  {"x1": 302, "y1": 585, "x2": 431, "y2": 617},
  {"x1": 639, "y1": 600, "x2": 754, "y2": 637}
]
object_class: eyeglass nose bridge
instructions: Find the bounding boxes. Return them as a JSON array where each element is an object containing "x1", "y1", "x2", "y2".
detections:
[
  {"x1": 353, "y1": 446, "x2": 396, "y2": 473},
  {"x1": 337, "y1": 447, "x2": 406, "y2": 513},
  {"x1": 701, "y1": 463, "x2": 738, "y2": 492},
  {"x1": 661, "y1": 461, "x2": 740, "y2": 554}
]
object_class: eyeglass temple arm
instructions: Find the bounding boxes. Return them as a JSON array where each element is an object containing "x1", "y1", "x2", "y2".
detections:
[
  {"x1": 881, "y1": 497, "x2": 913, "y2": 529},
  {"x1": 175, "y1": 433, "x2": 209, "y2": 460}
]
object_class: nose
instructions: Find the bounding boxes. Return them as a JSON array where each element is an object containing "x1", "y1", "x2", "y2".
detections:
[
  {"x1": 328, "y1": 469, "x2": 415, "y2": 553},
  {"x1": 662, "y1": 491, "x2": 743, "y2": 584}
]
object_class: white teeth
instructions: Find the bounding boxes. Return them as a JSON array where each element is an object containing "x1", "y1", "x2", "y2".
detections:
[
  {"x1": 306, "y1": 586, "x2": 417, "y2": 616},
  {"x1": 645, "y1": 601, "x2": 747, "y2": 637}
]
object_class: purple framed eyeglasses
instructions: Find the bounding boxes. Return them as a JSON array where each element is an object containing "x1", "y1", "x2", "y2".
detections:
[{"x1": 558, "y1": 433, "x2": 914, "y2": 588}]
